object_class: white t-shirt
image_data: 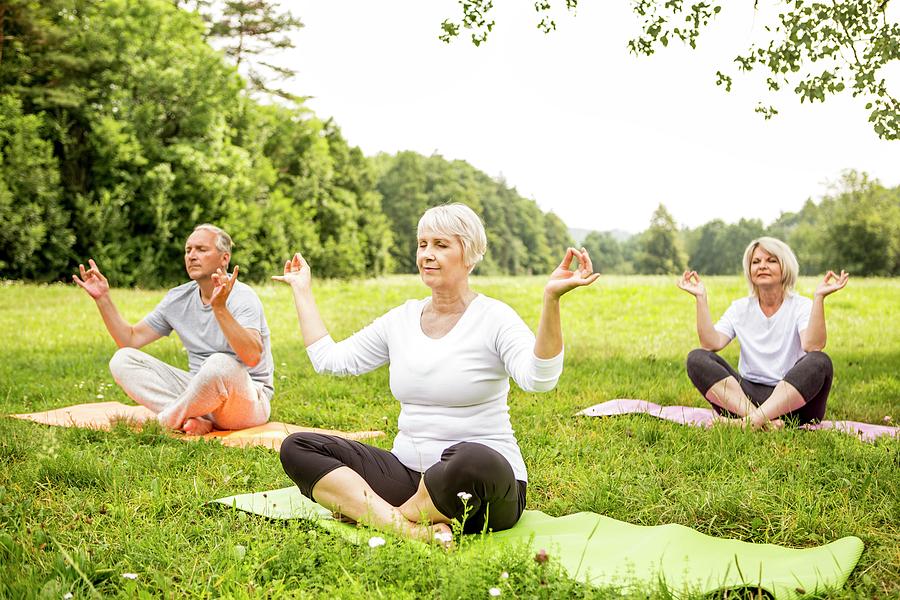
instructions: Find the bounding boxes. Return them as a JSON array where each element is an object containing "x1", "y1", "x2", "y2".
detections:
[
  {"x1": 305, "y1": 294, "x2": 564, "y2": 482},
  {"x1": 714, "y1": 294, "x2": 812, "y2": 386}
]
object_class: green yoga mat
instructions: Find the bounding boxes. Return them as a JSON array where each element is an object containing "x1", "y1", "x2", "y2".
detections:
[{"x1": 212, "y1": 487, "x2": 863, "y2": 599}]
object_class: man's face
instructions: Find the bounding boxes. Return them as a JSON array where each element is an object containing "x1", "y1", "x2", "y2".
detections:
[{"x1": 184, "y1": 229, "x2": 229, "y2": 281}]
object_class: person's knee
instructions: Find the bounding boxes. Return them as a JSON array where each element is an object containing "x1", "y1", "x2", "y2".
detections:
[
  {"x1": 108, "y1": 347, "x2": 142, "y2": 382},
  {"x1": 203, "y1": 352, "x2": 243, "y2": 374},
  {"x1": 686, "y1": 348, "x2": 713, "y2": 380},
  {"x1": 196, "y1": 353, "x2": 245, "y2": 387},
  {"x1": 442, "y1": 443, "x2": 510, "y2": 487},
  {"x1": 804, "y1": 351, "x2": 833, "y2": 376},
  {"x1": 279, "y1": 432, "x2": 322, "y2": 470}
]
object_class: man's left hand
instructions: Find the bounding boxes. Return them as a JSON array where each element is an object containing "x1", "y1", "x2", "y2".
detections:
[{"x1": 210, "y1": 265, "x2": 239, "y2": 310}]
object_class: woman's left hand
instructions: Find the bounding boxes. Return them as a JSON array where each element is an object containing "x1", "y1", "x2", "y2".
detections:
[
  {"x1": 545, "y1": 247, "x2": 600, "y2": 299},
  {"x1": 815, "y1": 270, "x2": 849, "y2": 298}
]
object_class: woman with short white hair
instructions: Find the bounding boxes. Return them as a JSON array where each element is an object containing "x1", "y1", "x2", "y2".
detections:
[
  {"x1": 678, "y1": 236, "x2": 849, "y2": 429},
  {"x1": 274, "y1": 203, "x2": 598, "y2": 542}
]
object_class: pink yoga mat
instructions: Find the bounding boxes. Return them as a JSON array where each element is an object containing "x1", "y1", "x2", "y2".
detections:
[{"x1": 577, "y1": 399, "x2": 898, "y2": 442}]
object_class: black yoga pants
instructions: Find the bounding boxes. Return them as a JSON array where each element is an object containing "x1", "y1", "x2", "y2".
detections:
[
  {"x1": 685, "y1": 349, "x2": 833, "y2": 425},
  {"x1": 279, "y1": 433, "x2": 526, "y2": 533}
]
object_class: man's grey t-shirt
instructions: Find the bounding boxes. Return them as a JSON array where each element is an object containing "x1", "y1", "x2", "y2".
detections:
[{"x1": 143, "y1": 281, "x2": 274, "y2": 399}]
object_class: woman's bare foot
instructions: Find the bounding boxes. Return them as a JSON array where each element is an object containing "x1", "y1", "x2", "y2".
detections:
[
  {"x1": 182, "y1": 417, "x2": 214, "y2": 435},
  {"x1": 416, "y1": 521, "x2": 453, "y2": 548},
  {"x1": 332, "y1": 512, "x2": 358, "y2": 524},
  {"x1": 751, "y1": 418, "x2": 785, "y2": 431},
  {"x1": 712, "y1": 414, "x2": 750, "y2": 428}
]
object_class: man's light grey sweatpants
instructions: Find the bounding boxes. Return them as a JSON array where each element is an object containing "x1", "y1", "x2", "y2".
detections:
[{"x1": 109, "y1": 347, "x2": 271, "y2": 430}]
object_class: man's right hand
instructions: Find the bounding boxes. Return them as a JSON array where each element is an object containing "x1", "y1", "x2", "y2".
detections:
[{"x1": 73, "y1": 259, "x2": 110, "y2": 300}]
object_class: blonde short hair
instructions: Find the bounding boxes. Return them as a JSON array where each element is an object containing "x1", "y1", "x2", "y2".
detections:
[
  {"x1": 417, "y1": 204, "x2": 487, "y2": 269},
  {"x1": 742, "y1": 237, "x2": 799, "y2": 296},
  {"x1": 192, "y1": 224, "x2": 233, "y2": 255}
]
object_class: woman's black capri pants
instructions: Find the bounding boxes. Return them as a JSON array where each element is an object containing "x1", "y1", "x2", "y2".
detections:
[
  {"x1": 280, "y1": 433, "x2": 526, "y2": 534},
  {"x1": 686, "y1": 349, "x2": 833, "y2": 425}
]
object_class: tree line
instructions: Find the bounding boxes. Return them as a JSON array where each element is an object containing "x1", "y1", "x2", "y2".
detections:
[
  {"x1": 581, "y1": 171, "x2": 900, "y2": 277},
  {"x1": 0, "y1": 0, "x2": 579, "y2": 285},
  {"x1": 1, "y1": 1, "x2": 897, "y2": 286}
]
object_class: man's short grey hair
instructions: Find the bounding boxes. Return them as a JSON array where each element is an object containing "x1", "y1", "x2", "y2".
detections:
[
  {"x1": 192, "y1": 224, "x2": 233, "y2": 255},
  {"x1": 742, "y1": 236, "x2": 799, "y2": 296},
  {"x1": 417, "y1": 204, "x2": 487, "y2": 269}
]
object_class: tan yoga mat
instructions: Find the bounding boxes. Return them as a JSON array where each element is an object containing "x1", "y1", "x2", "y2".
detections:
[{"x1": 10, "y1": 401, "x2": 384, "y2": 448}]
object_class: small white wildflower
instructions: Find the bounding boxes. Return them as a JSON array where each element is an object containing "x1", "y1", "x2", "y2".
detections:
[
  {"x1": 63, "y1": 594, "x2": 74, "y2": 600},
  {"x1": 489, "y1": 587, "x2": 501, "y2": 597},
  {"x1": 96, "y1": 394, "x2": 104, "y2": 399},
  {"x1": 279, "y1": 375, "x2": 287, "y2": 380},
  {"x1": 368, "y1": 536, "x2": 386, "y2": 548},
  {"x1": 281, "y1": 362, "x2": 287, "y2": 367},
  {"x1": 457, "y1": 491, "x2": 472, "y2": 501},
  {"x1": 121, "y1": 573, "x2": 138, "y2": 580},
  {"x1": 433, "y1": 531, "x2": 453, "y2": 544},
  {"x1": 500, "y1": 571, "x2": 509, "y2": 579}
]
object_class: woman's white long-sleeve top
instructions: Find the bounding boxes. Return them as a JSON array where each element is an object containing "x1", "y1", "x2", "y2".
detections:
[{"x1": 305, "y1": 294, "x2": 563, "y2": 482}]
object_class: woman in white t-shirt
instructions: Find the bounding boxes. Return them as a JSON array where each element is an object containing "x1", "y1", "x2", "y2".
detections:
[
  {"x1": 677, "y1": 237, "x2": 849, "y2": 429},
  {"x1": 273, "y1": 204, "x2": 598, "y2": 543}
]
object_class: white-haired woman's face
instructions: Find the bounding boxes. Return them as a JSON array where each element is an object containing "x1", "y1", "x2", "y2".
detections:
[
  {"x1": 749, "y1": 246, "x2": 783, "y2": 291},
  {"x1": 416, "y1": 230, "x2": 469, "y2": 289}
]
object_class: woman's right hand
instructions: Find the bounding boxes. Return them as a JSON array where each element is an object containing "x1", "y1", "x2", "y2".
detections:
[
  {"x1": 676, "y1": 271, "x2": 706, "y2": 298},
  {"x1": 272, "y1": 252, "x2": 312, "y2": 292}
]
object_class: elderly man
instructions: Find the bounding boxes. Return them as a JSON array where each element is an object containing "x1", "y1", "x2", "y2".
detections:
[{"x1": 74, "y1": 224, "x2": 274, "y2": 435}]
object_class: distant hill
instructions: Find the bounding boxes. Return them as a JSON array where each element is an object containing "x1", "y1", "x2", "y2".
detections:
[{"x1": 568, "y1": 227, "x2": 633, "y2": 244}]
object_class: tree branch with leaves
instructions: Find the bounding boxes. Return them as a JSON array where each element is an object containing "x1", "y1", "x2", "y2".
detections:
[{"x1": 439, "y1": 0, "x2": 899, "y2": 139}]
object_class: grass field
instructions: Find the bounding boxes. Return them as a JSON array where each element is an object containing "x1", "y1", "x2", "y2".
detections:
[{"x1": 1, "y1": 276, "x2": 898, "y2": 598}]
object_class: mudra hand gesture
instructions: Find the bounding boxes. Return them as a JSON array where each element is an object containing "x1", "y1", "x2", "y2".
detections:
[
  {"x1": 73, "y1": 259, "x2": 110, "y2": 300},
  {"x1": 272, "y1": 253, "x2": 312, "y2": 291},
  {"x1": 676, "y1": 271, "x2": 706, "y2": 297},
  {"x1": 545, "y1": 247, "x2": 600, "y2": 298},
  {"x1": 210, "y1": 265, "x2": 239, "y2": 308},
  {"x1": 815, "y1": 270, "x2": 849, "y2": 298}
]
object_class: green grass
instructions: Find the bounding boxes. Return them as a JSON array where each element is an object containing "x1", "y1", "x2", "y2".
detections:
[{"x1": 1, "y1": 276, "x2": 898, "y2": 598}]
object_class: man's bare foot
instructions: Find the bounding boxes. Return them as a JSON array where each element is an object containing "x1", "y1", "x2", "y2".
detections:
[{"x1": 182, "y1": 417, "x2": 214, "y2": 435}]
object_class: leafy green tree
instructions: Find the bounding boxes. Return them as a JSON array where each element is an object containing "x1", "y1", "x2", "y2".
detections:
[
  {"x1": 438, "y1": 1, "x2": 899, "y2": 139},
  {"x1": 376, "y1": 151, "x2": 566, "y2": 275},
  {"x1": 376, "y1": 151, "x2": 430, "y2": 272},
  {"x1": 205, "y1": 0, "x2": 304, "y2": 99},
  {"x1": 820, "y1": 172, "x2": 900, "y2": 276},
  {"x1": 769, "y1": 198, "x2": 831, "y2": 275},
  {"x1": 543, "y1": 211, "x2": 576, "y2": 259},
  {"x1": 581, "y1": 231, "x2": 626, "y2": 274},
  {"x1": 686, "y1": 218, "x2": 765, "y2": 274},
  {"x1": 0, "y1": 94, "x2": 73, "y2": 280},
  {"x1": 636, "y1": 204, "x2": 686, "y2": 274}
]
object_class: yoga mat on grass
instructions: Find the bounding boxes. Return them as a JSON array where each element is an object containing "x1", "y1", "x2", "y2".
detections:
[
  {"x1": 10, "y1": 401, "x2": 384, "y2": 448},
  {"x1": 211, "y1": 486, "x2": 863, "y2": 599},
  {"x1": 578, "y1": 399, "x2": 899, "y2": 442}
]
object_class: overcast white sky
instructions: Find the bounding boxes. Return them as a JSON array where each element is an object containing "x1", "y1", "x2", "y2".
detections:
[{"x1": 279, "y1": 1, "x2": 899, "y2": 233}]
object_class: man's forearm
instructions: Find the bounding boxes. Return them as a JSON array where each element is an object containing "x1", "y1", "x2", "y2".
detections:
[
  {"x1": 94, "y1": 295, "x2": 136, "y2": 347},
  {"x1": 213, "y1": 306, "x2": 263, "y2": 366}
]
